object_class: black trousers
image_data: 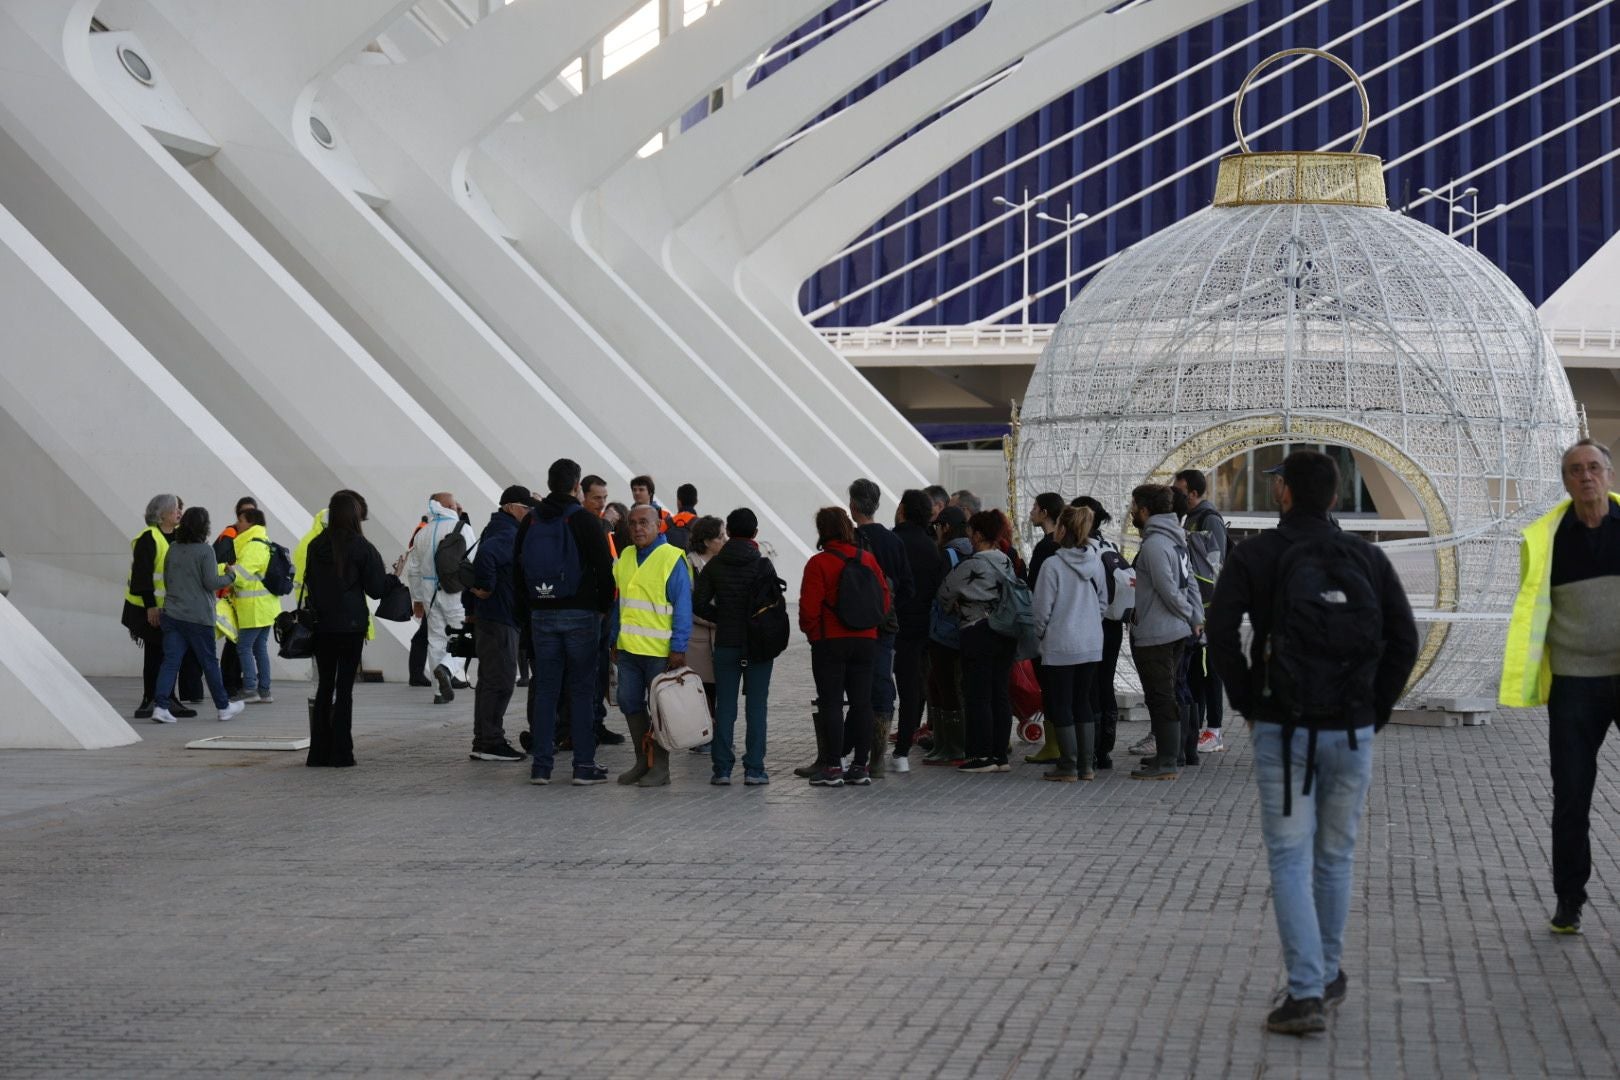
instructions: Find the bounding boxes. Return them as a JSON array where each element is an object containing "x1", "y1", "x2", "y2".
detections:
[
  {"x1": 960, "y1": 621, "x2": 1015, "y2": 760},
  {"x1": 811, "y1": 638, "x2": 876, "y2": 768},
  {"x1": 1044, "y1": 662, "x2": 1098, "y2": 729},
  {"x1": 894, "y1": 635, "x2": 929, "y2": 755},
  {"x1": 309, "y1": 632, "x2": 365, "y2": 766},
  {"x1": 1548, "y1": 674, "x2": 1620, "y2": 906},
  {"x1": 220, "y1": 640, "x2": 243, "y2": 697},
  {"x1": 136, "y1": 621, "x2": 164, "y2": 702},
  {"x1": 1185, "y1": 638, "x2": 1224, "y2": 730},
  {"x1": 409, "y1": 618, "x2": 429, "y2": 682}
]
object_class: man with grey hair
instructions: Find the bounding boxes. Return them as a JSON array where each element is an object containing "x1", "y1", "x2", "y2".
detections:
[
  {"x1": 122, "y1": 494, "x2": 195, "y2": 720},
  {"x1": 1501, "y1": 437, "x2": 1620, "y2": 935},
  {"x1": 950, "y1": 490, "x2": 983, "y2": 515}
]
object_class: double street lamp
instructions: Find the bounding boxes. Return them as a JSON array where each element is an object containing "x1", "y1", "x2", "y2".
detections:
[
  {"x1": 1419, "y1": 180, "x2": 1505, "y2": 249},
  {"x1": 993, "y1": 189, "x2": 1046, "y2": 325},
  {"x1": 1035, "y1": 202, "x2": 1091, "y2": 308}
]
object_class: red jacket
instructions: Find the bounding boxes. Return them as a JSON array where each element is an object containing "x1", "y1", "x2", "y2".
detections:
[{"x1": 798, "y1": 541, "x2": 891, "y2": 642}]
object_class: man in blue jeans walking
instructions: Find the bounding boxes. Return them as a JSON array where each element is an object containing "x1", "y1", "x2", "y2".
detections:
[
  {"x1": 1208, "y1": 451, "x2": 1418, "y2": 1035},
  {"x1": 513, "y1": 459, "x2": 617, "y2": 786}
]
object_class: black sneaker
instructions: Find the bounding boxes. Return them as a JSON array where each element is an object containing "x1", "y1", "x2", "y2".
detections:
[
  {"x1": 451, "y1": 677, "x2": 471, "y2": 690},
  {"x1": 808, "y1": 767, "x2": 845, "y2": 787},
  {"x1": 1266, "y1": 995, "x2": 1325, "y2": 1035},
  {"x1": 1550, "y1": 899, "x2": 1582, "y2": 935},
  {"x1": 845, "y1": 766, "x2": 872, "y2": 786},
  {"x1": 1323, "y1": 970, "x2": 1348, "y2": 1008},
  {"x1": 528, "y1": 768, "x2": 552, "y2": 786},
  {"x1": 594, "y1": 722, "x2": 626, "y2": 746},
  {"x1": 470, "y1": 742, "x2": 525, "y2": 762},
  {"x1": 1095, "y1": 754, "x2": 1113, "y2": 770},
  {"x1": 133, "y1": 700, "x2": 154, "y2": 720},
  {"x1": 571, "y1": 763, "x2": 609, "y2": 786},
  {"x1": 170, "y1": 705, "x2": 198, "y2": 719},
  {"x1": 957, "y1": 757, "x2": 998, "y2": 773}
]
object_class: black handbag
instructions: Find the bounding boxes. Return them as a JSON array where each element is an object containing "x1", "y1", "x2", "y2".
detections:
[
  {"x1": 275, "y1": 586, "x2": 318, "y2": 659},
  {"x1": 374, "y1": 574, "x2": 413, "y2": 622}
]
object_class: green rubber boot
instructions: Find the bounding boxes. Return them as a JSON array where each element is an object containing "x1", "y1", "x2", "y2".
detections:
[
  {"x1": 637, "y1": 740, "x2": 671, "y2": 787},
  {"x1": 616, "y1": 712, "x2": 652, "y2": 785},
  {"x1": 1026, "y1": 719, "x2": 1060, "y2": 762}
]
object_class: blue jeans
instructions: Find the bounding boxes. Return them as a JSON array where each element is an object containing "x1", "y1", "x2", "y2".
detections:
[
  {"x1": 1253, "y1": 722, "x2": 1375, "y2": 1000},
  {"x1": 527, "y1": 610, "x2": 601, "y2": 773},
  {"x1": 155, "y1": 615, "x2": 229, "y2": 710},
  {"x1": 617, "y1": 651, "x2": 668, "y2": 718},
  {"x1": 237, "y1": 626, "x2": 271, "y2": 695},
  {"x1": 711, "y1": 645, "x2": 771, "y2": 775}
]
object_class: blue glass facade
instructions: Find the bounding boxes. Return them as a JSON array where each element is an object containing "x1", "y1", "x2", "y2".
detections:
[{"x1": 796, "y1": 0, "x2": 1620, "y2": 327}]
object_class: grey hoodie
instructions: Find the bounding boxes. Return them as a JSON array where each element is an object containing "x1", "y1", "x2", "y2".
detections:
[
  {"x1": 938, "y1": 547, "x2": 1013, "y2": 628},
  {"x1": 162, "y1": 542, "x2": 237, "y2": 627},
  {"x1": 1130, "y1": 514, "x2": 1203, "y2": 647},
  {"x1": 1033, "y1": 545, "x2": 1108, "y2": 665}
]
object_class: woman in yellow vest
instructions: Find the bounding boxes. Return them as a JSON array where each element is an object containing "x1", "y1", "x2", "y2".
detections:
[
  {"x1": 231, "y1": 507, "x2": 282, "y2": 704},
  {"x1": 123, "y1": 493, "x2": 182, "y2": 720}
]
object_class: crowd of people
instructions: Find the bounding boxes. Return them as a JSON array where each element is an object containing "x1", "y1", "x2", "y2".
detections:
[{"x1": 121, "y1": 438, "x2": 1620, "y2": 1035}]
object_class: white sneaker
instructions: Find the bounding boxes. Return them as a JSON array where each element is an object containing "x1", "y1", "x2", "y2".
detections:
[
  {"x1": 1198, "y1": 729, "x2": 1225, "y2": 753},
  {"x1": 151, "y1": 707, "x2": 178, "y2": 724},
  {"x1": 218, "y1": 700, "x2": 246, "y2": 722},
  {"x1": 1127, "y1": 732, "x2": 1157, "y2": 756},
  {"x1": 890, "y1": 753, "x2": 910, "y2": 774}
]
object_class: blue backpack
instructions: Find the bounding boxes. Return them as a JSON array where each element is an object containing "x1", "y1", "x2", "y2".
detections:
[
  {"x1": 928, "y1": 547, "x2": 964, "y2": 648},
  {"x1": 520, "y1": 504, "x2": 582, "y2": 602},
  {"x1": 255, "y1": 538, "x2": 296, "y2": 597}
]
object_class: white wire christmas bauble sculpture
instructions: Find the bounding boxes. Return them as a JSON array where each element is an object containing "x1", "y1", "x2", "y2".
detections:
[{"x1": 1016, "y1": 49, "x2": 1579, "y2": 702}]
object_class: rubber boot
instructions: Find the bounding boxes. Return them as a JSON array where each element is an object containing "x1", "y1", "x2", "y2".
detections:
[
  {"x1": 1078, "y1": 721, "x2": 1097, "y2": 780},
  {"x1": 617, "y1": 713, "x2": 652, "y2": 785},
  {"x1": 922, "y1": 704, "x2": 951, "y2": 764},
  {"x1": 638, "y1": 740, "x2": 671, "y2": 787},
  {"x1": 795, "y1": 705, "x2": 829, "y2": 778},
  {"x1": 1096, "y1": 708, "x2": 1118, "y2": 769},
  {"x1": 1025, "y1": 719, "x2": 1060, "y2": 763},
  {"x1": 870, "y1": 713, "x2": 893, "y2": 778},
  {"x1": 1042, "y1": 725, "x2": 1080, "y2": 781},
  {"x1": 1131, "y1": 717, "x2": 1180, "y2": 780},
  {"x1": 924, "y1": 708, "x2": 966, "y2": 766},
  {"x1": 1181, "y1": 702, "x2": 1200, "y2": 766}
]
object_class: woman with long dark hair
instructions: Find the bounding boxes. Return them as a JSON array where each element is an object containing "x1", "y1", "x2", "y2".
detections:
[
  {"x1": 302, "y1": 491, "x2": 389, "y2": 766},
  {"x1": 150, "y1": 506, "x2": 241, "y2": 723},
  {"x1": 797, "y1": 506, "x2": 890, "y2": 787}
]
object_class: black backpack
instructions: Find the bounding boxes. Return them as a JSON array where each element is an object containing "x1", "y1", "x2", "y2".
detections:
[
  {"x1": 831, "y1": 540, "x2": 886, "y2": 631},
  {"x1": 433, "y1": 521, "x2": 475, "y2": 594},
  {"x1": 744, "y1": 562, "x2": 790, "y2": 663},
  {"x1": 1263, "y1": 530, "x2": 1384, "y2": 722},
  {"x1": 255, "y1": 538, "x2": 296, "y2": 597}
]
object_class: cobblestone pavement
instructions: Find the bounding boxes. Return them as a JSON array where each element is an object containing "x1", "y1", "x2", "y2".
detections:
[{"x1": 3, "y1": 646, "x2": 1619, "y2": 1079}]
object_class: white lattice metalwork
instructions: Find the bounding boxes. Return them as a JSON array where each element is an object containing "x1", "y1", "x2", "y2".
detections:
[{"x1": 1017, "y1": 149, "x2": 1579, "y2": 702}]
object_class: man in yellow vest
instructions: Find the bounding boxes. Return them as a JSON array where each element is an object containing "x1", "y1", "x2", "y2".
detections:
[
  {"x1": 1500, "y1": 438, "x2": 1620, "y2": 935},
  {"x1": 611, "y1": 504, "x2": 692, "y2": 788}
]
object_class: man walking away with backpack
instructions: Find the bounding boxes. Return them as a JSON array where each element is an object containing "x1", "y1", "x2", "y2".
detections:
[
  {"x1": 1175, "y1": 469, "x2": 1231, "y2": 756},
  {"x1": 1208, "y1": 450, "x2": 1417, "y2": 1034},
  {"x1": 514, "y1": 461, "x2": 617, "y2": 785},
  {"x1": 1499, "y1": 438, "x2": 1620, "y2": 936},
  {"x1": 850, "y1": 478, "x2": 913, "y2": 778},
  {"x1": 466, "y1": 485, "x2": 532, "y2": 763},
  {"x1": 694, "y1": 508, "x2": 783, "y2": 785},
  {"x1": 1127, "y1": 485, "x2": 1204, "y2": 781},
  {"x1": 406, "y1": 492, "x2": 469, "y2": 704}
]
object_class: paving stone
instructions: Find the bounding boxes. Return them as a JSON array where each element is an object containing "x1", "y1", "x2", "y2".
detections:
[{"x1": 0, "y1": 646, "x2": 1617, "y2": 1077}]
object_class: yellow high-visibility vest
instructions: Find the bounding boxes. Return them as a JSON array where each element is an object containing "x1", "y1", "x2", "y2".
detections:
[
  {"x1": 1500, "y1": 492, "x2": 1620, "y2": 707},
  {"x1": 214, "y1": 594, "x2": 239, "y2": 643},
  {"x1": 124, "y1": 526, "x2": 168, "y2": 609},
  {"x1": 231, "y1": 525, "x2": 282, "y2": 630},
  {"x1": 614, "y1": 543, "x2": 685, "y2": 657}
]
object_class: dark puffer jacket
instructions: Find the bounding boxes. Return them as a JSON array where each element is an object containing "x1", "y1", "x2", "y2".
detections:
[{"x1": 693, "y1": 538, "x2": 774, "y2": 649}]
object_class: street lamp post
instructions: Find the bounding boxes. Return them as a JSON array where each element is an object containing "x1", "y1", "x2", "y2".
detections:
[
  {"x1": 993, "y1": 188, "x2": 1047, "y2": 325},
  {"x1": 1035, "y1": 201, "x2": 1091, "y2": 307},
  {"x1": 1418, "y1": 180, "x2": 1492, "y2": 248}
]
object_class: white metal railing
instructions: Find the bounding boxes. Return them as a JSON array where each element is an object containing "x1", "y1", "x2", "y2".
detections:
[
  {"x1": 1548, "y1": 328, "x2": 1620, "y2": 353},
  {"x1": 817, "y1": 323, "x2": 1054, "y2": 352}
]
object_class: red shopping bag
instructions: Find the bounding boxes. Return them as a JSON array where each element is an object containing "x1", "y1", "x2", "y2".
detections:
[{"x1": 1010, "y1": 659, "x2": 1043, "y2": 721}]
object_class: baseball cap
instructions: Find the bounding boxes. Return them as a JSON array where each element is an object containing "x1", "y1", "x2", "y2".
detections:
[{"x1": 499, "y1": 484, "x2": 532, "y2": 505}]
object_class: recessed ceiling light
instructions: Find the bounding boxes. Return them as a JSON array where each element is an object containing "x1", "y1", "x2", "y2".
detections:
[
  {"x1": 117, "y1": 46, "x2": 154, "y2": 86},
  {"x1": 309, "y1": 116, "x2": 335, "y2": 149}
]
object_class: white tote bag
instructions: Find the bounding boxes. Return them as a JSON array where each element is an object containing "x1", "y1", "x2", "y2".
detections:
[{"x1": 647, "y1": 666, "x2": 713, "y2": 752}]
